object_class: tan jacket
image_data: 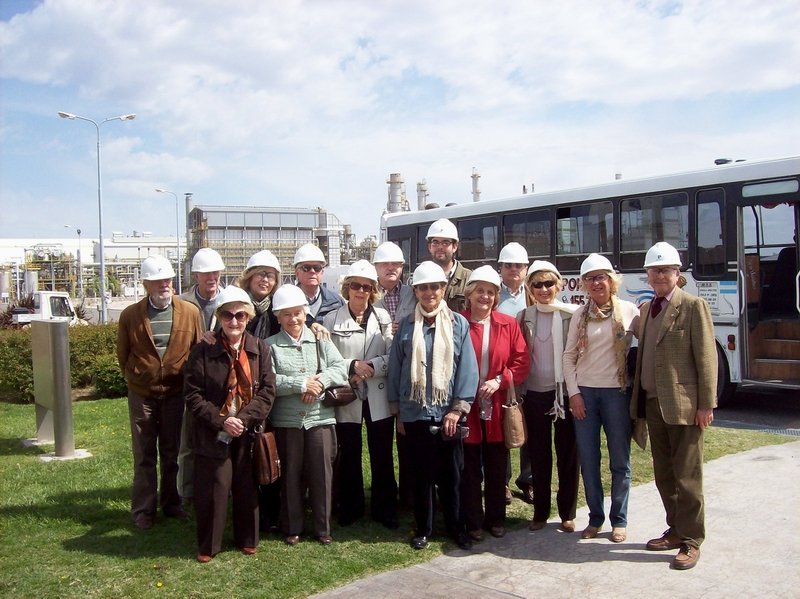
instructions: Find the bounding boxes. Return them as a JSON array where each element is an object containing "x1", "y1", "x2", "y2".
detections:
[
  {"x1": 116, "y1": 296, "x2": 203, "y2": 399},
  {"x1": 630, "y1": 287, "x2": 717, "y2": 425}
]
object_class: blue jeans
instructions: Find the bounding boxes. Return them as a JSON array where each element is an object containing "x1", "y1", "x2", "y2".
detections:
[{"x1": 573, "y1": 386, "x2": 631, "y2": 528}]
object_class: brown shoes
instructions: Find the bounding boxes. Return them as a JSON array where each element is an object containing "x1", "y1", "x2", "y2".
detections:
[
  {"x1": 490, "y1": 526, "x2": 506, "y2": 538},
  {"x1": 611, "y1": 527, "x2": 627, "y2": 543},
  {"x1": 646, "y1": 530, "x2": 683, "y2": 551},
  {"x1": 133, "y1": 513, "x2": 153, "y2": 530},
  {"x1": 318, "y1": 535, "x2": 333, "y2": 545},
  {"x1": 528, "y1": 520, "x2": 546, "y2": 531},
  {"x1": 285, "y1": 535, "x2": 300, "y2": 546},
  {"x1": 581, "y1": 525, "x2": 601, "y2": 539},
  {"x1": 560, "y1": 520, "x2": 575, "y2": 533},
  {"x1": 196, "y1": 554, "x2": 212, "y2": 563},
  {"x1": 672, "y1": 544, "x2": 701, "y2": 570},
  {"x1": 468, "y1": 529, "x2": 483, "y2": 542},
  {"x1": 522, "y1": 485, "x2": 535, "y2": 504},
  {"x1": 240, "y1": 547, "x2": 257, "y2": 555},
  {"x1": 505, "y1": 486, "x2": 513, "y2": 505}
]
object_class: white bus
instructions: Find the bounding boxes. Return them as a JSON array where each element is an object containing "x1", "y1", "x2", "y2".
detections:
[{"x1": 383, "y1": 157, "x2": 800, "y2": 406}]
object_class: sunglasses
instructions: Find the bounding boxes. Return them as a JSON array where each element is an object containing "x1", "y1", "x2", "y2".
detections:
[
  {"x1": 415, "y1": 283, "x2": 444, "y2": 292},
  {"x1": 582, "y1": 273, "x2": 609, "y2": 284},
  {"x1": 348, "y1": 282, "x2": 373, "y2": 293},
  {"x1": 502, "y1": 263, "x2": 527, "y2": 269},
  {"x1": 254, "y1": 270, "x2": 277, "y2": 280},
  {"x1": 219, "y1": 310, "x2": 248, "y2": 322},
  {"x1": 531, "y1": 280, "x2": 557, "y2": 289},
  {"x1": 300, "y1": 264, "x2": 323, "y2": 273}
]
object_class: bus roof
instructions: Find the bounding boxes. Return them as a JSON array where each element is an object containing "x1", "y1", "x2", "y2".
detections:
[{"x1": 383, "y1": 156, "x2": 800, "y2": 227}]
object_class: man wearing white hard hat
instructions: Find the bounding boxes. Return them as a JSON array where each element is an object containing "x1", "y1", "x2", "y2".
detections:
[
  {"x1": 117, "y1": 255, "x2": 203, "y2": 530},
  {"x1": 631, "y1": 242, "x2": 716, "y2": 571},
  {"x1": 373, "y1": 241, "x2": 416, "y2": 333},
  {"x1": 426, "y1": 218, "x2": 472, "y2": 312},
  {"x1": 388, "y1": 261, "x2": 479, "y2": 551},
  {"x1": 178, "y1": 246, "x2": 226, "y2": 504},
  {"x1": 292, "y1": 243, "x2": 344, "y2": 326},
  {"x1": 181, "y1": 247, "x2": 226, "y2": 332},
  {"x1": 495, "y1": 241, "x2": 534, "y2": 505}
]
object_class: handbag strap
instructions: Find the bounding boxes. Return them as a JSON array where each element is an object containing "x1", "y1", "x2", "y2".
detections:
[{"x1": 315, "y1": 337, "x2": 322, "y2": 374}]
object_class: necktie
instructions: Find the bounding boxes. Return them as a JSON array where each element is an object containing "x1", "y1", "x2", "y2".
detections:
[{"x1": 650, "y1": 297, "x2": 664, "y2": 318}]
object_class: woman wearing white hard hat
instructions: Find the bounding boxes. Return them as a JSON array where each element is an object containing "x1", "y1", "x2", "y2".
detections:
[
  {"x1": 266, "y1": 285, "x2": 348, "y2": 546},
  {"x1": 323, "y1": 260, "x2": 398, "y2": 528},
  {"x1": 238, "y1": 250, "x2": 282, "y2": 340},
  {"x1": 563, "y1": 254, "x2": 639, "y2": 543},
  {"x1": 183, "y1": 285, "x2": 276, "y2": 562},
  {"x1": 518, "y1": 260, "x2": 580, "y2": 533},
  {"x1": 460, "y1": 265, "x2": 530, "y2": 541},
  {"x1": 388, "y1": 261, "x2": 479, "y2": 550}
]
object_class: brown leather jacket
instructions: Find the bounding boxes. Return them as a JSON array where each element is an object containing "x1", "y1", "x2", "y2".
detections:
[
  {"x1": 183, "y1": 331, "x2": 276, "y2": 459},
  {"x1": 116, "y1": 296, "x2": 203, "y2": 399}
]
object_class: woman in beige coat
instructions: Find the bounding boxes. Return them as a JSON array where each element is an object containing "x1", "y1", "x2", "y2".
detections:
[{"x1": 323, "y1": 260, "x2": 398, "y2": 528}]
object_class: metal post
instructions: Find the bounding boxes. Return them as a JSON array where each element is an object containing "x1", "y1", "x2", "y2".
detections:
[{"x1": 155, "y1": 188, "x2": 181, "y2": 294}]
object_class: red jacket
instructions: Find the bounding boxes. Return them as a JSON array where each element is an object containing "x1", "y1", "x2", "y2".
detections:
[{"x1": 461, "y1": 310, "x2": 530, "y2": 444}]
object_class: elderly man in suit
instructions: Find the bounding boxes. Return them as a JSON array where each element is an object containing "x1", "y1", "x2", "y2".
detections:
[{"x1": 631, "y1": 242, "x2": 716, "y2": 570}]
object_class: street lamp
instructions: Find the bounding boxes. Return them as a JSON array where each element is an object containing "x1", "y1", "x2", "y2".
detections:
[
  {"x1": 154, "y1": 188, "x2": 182, "y2": 294},
  {"x1": 58, "y1": 111, "x2": 136, "y2": 323},
  {"x1": 64, "y1": 224, "x2": 83, "y2": 298}
]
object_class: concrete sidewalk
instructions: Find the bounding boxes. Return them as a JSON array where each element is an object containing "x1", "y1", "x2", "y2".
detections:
[{"x1": 313, "y1": 440, "x2": 800, "y2": 599}]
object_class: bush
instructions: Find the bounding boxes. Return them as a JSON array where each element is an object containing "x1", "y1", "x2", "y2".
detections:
[
  {"x1": 0, "y1": 329, "x2": 34, "y2": 403},
  {"x1": 93, "y1": 354, "x2": 127, "y2": 398},
  {"x1": 69, "y1": 324, "x2": 119, "y2": 387}
]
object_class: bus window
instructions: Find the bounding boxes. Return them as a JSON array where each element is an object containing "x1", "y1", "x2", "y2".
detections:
[
  {"x1": 619, "y1": 193, "x2": 688, "y2": 270},
  {"x1": 503, "y1": 209, "x2": 550, "y2": 258},
  {"x1": 556, "y1": 201, "x2": 613, "y2": 272},
  {"x1": 416, "y1": 224, "x2": 430, "y2": 265},
  {"x1": 695, "y1": 189, "x2": 726, "y2": 278},
  {"x1": 457, "y1": 216, "x2": 498, "y2": 267}
]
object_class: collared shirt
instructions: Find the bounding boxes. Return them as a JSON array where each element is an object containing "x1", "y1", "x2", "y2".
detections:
[
  {"x1": 380, "y1": 281, "x2": 402, "y2": 321},
  {"x1": 497, "y1": 282, "x2": 527, "y2": 316}
]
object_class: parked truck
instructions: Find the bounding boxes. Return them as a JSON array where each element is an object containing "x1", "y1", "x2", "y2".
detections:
[{"x1": 11, "y1": 291, "x2": 84, "y2": 326}]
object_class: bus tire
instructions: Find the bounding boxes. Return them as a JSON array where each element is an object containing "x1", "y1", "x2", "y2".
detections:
[{"x1": 716, "y1": 343, "x2": 736, "y2": 409}]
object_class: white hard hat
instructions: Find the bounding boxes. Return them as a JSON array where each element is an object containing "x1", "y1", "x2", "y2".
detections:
[
  {"x1": 191, "y1": 248, "x2": 225, "y2": 273},
  {"x1": 346, "y1": 259, "x2": 378, "y2": 284},
  {"x1": 271, "y1": 285, "x2": 309, "y2": 311},
  {"x1": 213, "y1": 285, "x2": 253, "y2": 310},
  {"x1": 246, "y1": 250, "x2": 281, "y2": 274},
  {"x1": 468, "y1": 265, "x2": 501, "y2": 288},
  {"x1": 426, "y1": 218, "x2": 459, "y2": 241},
  {"x1": 141, "y1": 255, "x2": 175, "y2": 281},
  {"x1": 293, "y1": 243, "x2": 326, "y2": 267},
  {"x1": 411, "y1": 261, "x2": 448, "y2": 286},
  {"x1": 498, "y1": 242, "x2": 529, "y2": 264},
  {"x1": 580, "y1": 253, "x2": 615, "y2": 276},
  {"x1": 373, "y1": 241, "x2": 405, "y2": 264},
  {"x1": 644, "y1": 242, "x2": 682, "y2": 268},
  {"x1": 527, "y1": 260, "x2": 561, "y2": 280}
]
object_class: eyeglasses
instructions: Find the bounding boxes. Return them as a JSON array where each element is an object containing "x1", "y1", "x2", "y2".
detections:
[
  {"x1": 647, "y1": 267, "x2": 678, "y2": 276},
  {"x1": 415, "y1": 283, "x2": 444, "y2": 292},
  {"x1": 531, "y1": 280, "x2": 557, "y2": 289},
  {"x1": 428, "y1": 239, "x2": 454, "y2": 247},
  {"x1": 582, "y1": 273, "x2": 609, "y2": 284},
  {"x1": 348, "y1": 282, "x2": 373, "y2": 293},
  {"x1": 254, "y1": 270, "x2": 277, "y2": 281},
  {"x1": 502, "y1": 263, "x2": 527, "y2": 269},
  {"x1": 219, "y1": 310, "x2": 248, "y2": 322},
  {"x1": 299, "y1": 264, "x2": 323, "y2": 273}
]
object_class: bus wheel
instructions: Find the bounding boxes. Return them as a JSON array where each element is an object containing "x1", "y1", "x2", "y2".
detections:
[{"x1": 716, "y1": 344, "x2": 736, "y2": 409}]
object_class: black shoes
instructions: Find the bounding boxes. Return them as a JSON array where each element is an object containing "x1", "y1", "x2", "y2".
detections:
[{"x1": 411, "y1": 535, "x2": 428, "y2": 550}]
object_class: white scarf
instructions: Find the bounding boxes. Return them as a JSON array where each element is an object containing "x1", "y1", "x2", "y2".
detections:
[
  {"x1": 536, "y1": 299, "x2": 578, "y2": 420},
  {"x1": 410, "y1": 301, "x2": 454, "y2": 406}
]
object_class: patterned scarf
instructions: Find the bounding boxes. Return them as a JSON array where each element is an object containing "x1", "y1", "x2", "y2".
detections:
[
  {"x1": 576, "y1": 294, "x2": 628, "y2": 391},
  {"x1": 410, "y1": 301, "x2": 454, "y2": 407},
  {"x1": 219, "y1": 335, "x2": 253, "y2": 417}
]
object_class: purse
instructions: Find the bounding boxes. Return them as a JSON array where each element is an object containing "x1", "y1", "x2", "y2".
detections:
[
  {"x1": 315, "y1": 338, "x2": 357, "y2": 408},
  {"x1": 502, "y1": 373, "x2": 527, "y2": 449},
  {"x1": 251, "y1": 423, "x2": 281, "y2": 485}
]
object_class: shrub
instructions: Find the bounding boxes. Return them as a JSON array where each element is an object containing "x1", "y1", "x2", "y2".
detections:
[
  {"x1": 69, "y1": 324, "x2": 119, "y2": 387},
  {"x1": 0, "y1": 329, "x2": 34, "y2": 403},
  {"x1": 93, "y1": 354, "x2": 127, "y2": 398}
]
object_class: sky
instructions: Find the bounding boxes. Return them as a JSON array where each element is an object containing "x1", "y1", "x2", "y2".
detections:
[{"x1": 1, "y1": 0, "x2": 799, "y2": 243}]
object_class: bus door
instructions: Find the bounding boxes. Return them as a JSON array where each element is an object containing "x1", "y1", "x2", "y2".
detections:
[{"x1": 739, "y1": 179, "x2": 800, "y2": 389}]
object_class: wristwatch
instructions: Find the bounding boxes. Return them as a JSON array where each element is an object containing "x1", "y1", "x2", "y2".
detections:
[{"x1": 494, "y1": 375, "x2": 502, "y2": 384}]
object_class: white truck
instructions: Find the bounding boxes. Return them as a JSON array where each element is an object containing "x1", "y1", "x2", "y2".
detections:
[{"x1": 12, "y1": 291, "x2": 84, "y2": 326}]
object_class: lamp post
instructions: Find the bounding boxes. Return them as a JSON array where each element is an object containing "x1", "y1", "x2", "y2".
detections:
[
  {"x1": 58, "y1": 111, "x2": 136, "y2": 324},
  {"x1": 154, "y1": 188, "x2": 182, "y2": 295},
  {"x1": 64, "y1": 224, "x2": 84, "y2": 298}
]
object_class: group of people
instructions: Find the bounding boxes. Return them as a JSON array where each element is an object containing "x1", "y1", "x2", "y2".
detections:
[{"x1": 116, "y1": 217, "x2": 716, "y2": 571}]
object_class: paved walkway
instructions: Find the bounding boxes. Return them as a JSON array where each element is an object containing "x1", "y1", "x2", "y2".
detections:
[{"x1": 313, "y1": 440, "x2": 800, "y2": 599}]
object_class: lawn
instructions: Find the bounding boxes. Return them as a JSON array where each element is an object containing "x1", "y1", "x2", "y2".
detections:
[{"x1": 0, "y1": 398, "x2": 792, "y2": 598}]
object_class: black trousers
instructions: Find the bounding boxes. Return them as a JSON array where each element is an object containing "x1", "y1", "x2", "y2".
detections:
[
  {"x1": 462, "y1": 424, "x2": 508, "y2": 531},
  {"x1": 524, "y1": 390, "x2": 580, "y2": 522},
  {"x1": 403, "y1": 419, "x2": 465, "y2": 538},
  {"x1": 336, "y1": 401, "x2": 398, "y2": 525}
]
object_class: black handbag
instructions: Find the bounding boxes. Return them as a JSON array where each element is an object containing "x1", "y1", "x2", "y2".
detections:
[{"x1": 315, "y1": 338, "x2": 357, "y2": 408}]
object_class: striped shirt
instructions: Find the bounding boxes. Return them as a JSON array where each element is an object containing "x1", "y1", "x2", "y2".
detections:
[{"x1": 148, "y1": 302, "x2": 173, "y2": 360}]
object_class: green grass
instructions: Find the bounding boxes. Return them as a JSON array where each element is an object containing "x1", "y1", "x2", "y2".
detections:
[{"x1": 0, "y1": 399, "x2": 792, "y2": 598}]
